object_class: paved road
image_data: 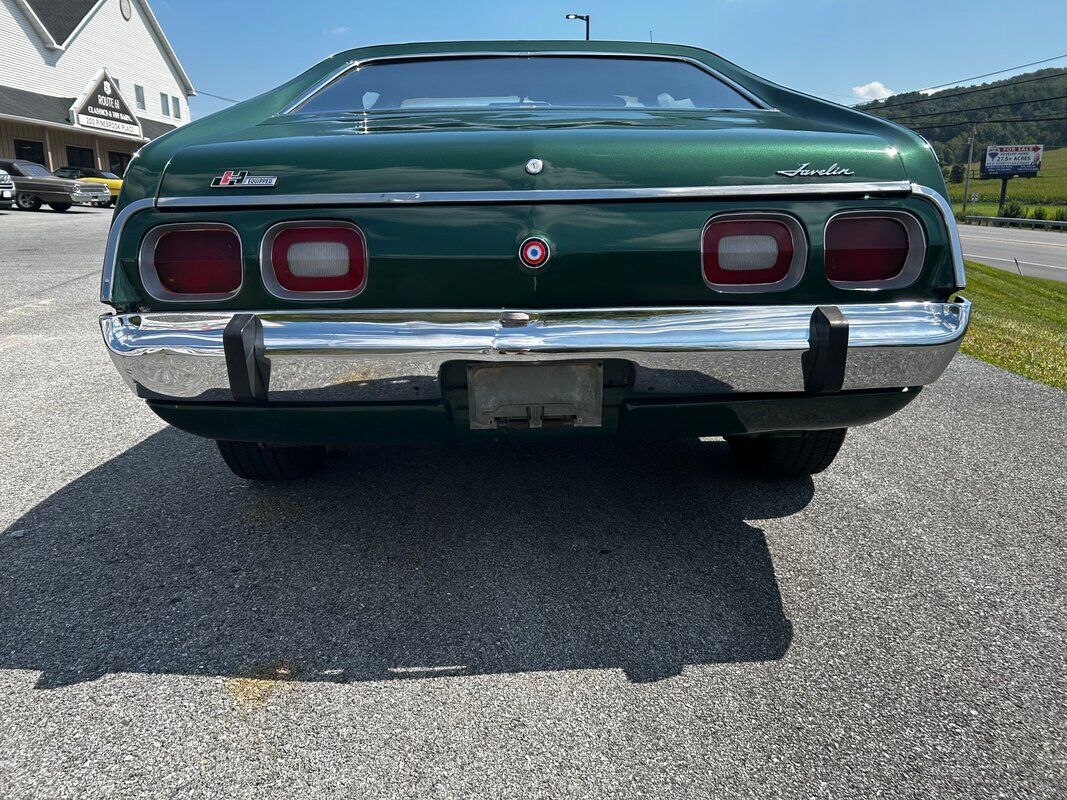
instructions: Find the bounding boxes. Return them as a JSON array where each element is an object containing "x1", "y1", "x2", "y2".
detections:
[
  {"x1": 1, "y1": 208, "x2": 1065, "y2": 799},
  {"x1": 959, "y1": 223, "x2": 1067, "y2": 282}
]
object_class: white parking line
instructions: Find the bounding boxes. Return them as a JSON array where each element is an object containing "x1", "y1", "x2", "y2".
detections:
[{"x1": 964, "y1": 253, "x2": 1067, "y2": 271}]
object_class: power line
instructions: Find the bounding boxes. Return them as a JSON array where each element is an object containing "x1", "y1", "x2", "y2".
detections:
[
  {"x1": 867, "y1": 70, "x2": 1067, "y2": 111},
  {"x1": 885, "y1": 92, "x2": 1067, "y2": 122},
  {"x1": 904, "y1": 114, "x2": 1067, "y2": 130},
  {"x1": 916, "y1": 53, "x2": 1067, "y2": 93},
  {"x1": 197, "y1": 90, "x2": 239, "y2": 104}
]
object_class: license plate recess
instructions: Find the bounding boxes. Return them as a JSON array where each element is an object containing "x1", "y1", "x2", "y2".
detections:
[{"x1": 467, "y1": 361, "x2": 604, "y2": 430}]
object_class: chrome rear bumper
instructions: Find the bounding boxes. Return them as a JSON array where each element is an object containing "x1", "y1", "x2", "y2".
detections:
[
  {"x1": 100, "y1": 300, "x2": 969, "y2": 403},
  {"x1": 73, "y1": 188, "x2": 110, "y2": 204}
]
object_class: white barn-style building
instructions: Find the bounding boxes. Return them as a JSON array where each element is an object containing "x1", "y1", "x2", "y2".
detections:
[{"x1": 0, "y1": 0, "x2": 194, "y2": 175}]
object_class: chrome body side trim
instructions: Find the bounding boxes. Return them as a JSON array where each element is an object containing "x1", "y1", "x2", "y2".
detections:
[
  {"x1": 280, "y1": 51, "x2": 774, "y2": 115},
  {"x1": 101, "y1": 197, "x2": 155, "y2": 302},
  {"x1": 100, "y1": 183, "x2": 963, "y2": 304},
  {"x1": 101, "y1": 300, "x2": 970, "y2": 403},
  {"x1": 156, "y1": 181, "x2": 913, "y2": 210},
  {"x1": 910, "y1": 183, "x2": 966, "y2": 287}
]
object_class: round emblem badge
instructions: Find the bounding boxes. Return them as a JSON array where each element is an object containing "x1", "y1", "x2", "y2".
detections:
[{"x1": 519, "y1": 237, "x2": 550, "y2": 269}]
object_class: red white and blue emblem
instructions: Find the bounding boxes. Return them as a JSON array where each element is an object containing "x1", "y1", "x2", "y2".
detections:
[{"x1": 519, "y1": 237, "x2": 550, "y2": 269}]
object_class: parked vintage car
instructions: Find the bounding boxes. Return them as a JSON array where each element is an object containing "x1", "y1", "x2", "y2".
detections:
[
  {"x1": 54, "y1": 166, "x2": 123, "y2": 207},
  {"x1": 0, "y1": 159, "x2": 110, "y2": 211},
  {"x1": 0, "y1": 169, "x2": 14, "y2": 208},
  {"x1": 99, "y1": 42, "x2": 969, "y2": 481}
]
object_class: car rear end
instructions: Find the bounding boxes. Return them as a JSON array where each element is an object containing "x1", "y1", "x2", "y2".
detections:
[{"x1": 98, "y1": 44, "x2": 969, "y2": 479}]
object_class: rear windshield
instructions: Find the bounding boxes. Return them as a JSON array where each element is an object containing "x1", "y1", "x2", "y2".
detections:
[
  {"x1": 294, "y1": 56, "x2": 760, "y2": 114},
  {"x1": 14, "y1": 162, "x2": 51, "y2": 177}
]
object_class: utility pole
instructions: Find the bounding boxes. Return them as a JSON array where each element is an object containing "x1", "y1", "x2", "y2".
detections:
[{"x1": 962, "y1": 124, "x2": 976, "y2": 218}]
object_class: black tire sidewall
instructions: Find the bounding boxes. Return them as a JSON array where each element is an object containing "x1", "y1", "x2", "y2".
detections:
[{"x1": 16, "y1": 193, "x2": 40, "y2": 211}]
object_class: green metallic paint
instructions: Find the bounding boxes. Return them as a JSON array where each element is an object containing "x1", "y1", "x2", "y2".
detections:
[
  {"x1": 108, "y1": 41, "x2": 954, "y2": 313},
  {"x1": 113, "y1": 194, "x2": 955, "y2": 310},
  {"x1": 110, "y1": 41, "x2": 949, "y2": 445}
]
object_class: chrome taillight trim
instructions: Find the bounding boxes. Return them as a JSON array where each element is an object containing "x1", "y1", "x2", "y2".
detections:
[
  {"x1": 259, "y1": 220, "x2": 369, "y2": 302},
  {"x1": 700, "y1": 211, "x2": 808, "y2": 294},
  {"x1": 137, "y1": 222, "x2": 244, "y2": 303},
  {"x1": 823, "y1": 209, "x2": 927, "y2": 291}
]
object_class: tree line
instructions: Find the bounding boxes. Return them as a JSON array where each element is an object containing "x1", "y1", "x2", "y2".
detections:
[{"x1": 856, "y1": 68, "x2": 1067, "y2": 166}]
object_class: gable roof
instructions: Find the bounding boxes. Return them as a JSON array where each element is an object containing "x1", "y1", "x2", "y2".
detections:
[
  {"x1": 12, "y1": 0, "x2": 195, "y2": 97},
  {"x1": 20, "y1": 0, "x2": 99, "y2": 46}
]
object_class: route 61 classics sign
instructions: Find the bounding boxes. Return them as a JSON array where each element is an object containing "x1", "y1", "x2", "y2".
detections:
[{"x1": 69, "y1": 68, "x2": 142, "y2": 139}]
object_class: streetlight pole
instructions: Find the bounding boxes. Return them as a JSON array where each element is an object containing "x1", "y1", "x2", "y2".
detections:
[{"x1": 565, "y1": 13, "x2": 590, "y2": 40}]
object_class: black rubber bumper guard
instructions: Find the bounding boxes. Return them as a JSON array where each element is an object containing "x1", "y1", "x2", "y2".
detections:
[
  {"x1": 221, "y1": 307, "x2": 851, "y2": 403},
  {"x1": 802, "y1": 306, "x2": 850, "y2": 393},
  {"x1": 223, "y1": 314, "x2": 271, "y2": 403}
]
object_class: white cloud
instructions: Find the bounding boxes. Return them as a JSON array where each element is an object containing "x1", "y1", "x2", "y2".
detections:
[
  {"x1": 326, "y1": 25, "x2": 350, "y2": 35},
  {"x1": 851, "y1": 81, "x2": 895, "y2": 101}
]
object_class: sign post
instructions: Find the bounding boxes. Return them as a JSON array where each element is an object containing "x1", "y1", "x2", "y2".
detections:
[
  {"x1": 68, "y1": 68, "x2": 142, "y2": 140},
  {"x1": 980, "y1": 145, "x2": 1043, "y2": 216}
]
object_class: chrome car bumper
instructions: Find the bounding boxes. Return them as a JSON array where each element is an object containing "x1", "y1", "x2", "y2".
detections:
[
  {"x1": 73, "y1": 188, "x2": 110, "y2": 204},
  {"x1": 100, "y1": 301, "x2": 970, "y2": 403}
]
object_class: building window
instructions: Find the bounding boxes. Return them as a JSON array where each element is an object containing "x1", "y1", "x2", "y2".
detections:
[
  {"x1": 160, "y1": 93, "x2": 170, "y2": 116},
  {"x1": 109, "y1": 151, "x2": 133, "y2": 177},
  {"x1": 66, "y1": 146, "x2": 95, "y2": 169},
  {"x1": 135, "y1": 84, "x2": 145, "y2": 110},
  {"x1": 172, "y1": 96, "x2": 181, "y2": 119},
  {"x1": 13, "y1": 140, "x2": 45, "y2": 165}
]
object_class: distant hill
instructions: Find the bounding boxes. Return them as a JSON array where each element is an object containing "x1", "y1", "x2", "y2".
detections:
[{"x1": 857, "y1": 68, "x2": 1067, "y2": 165}]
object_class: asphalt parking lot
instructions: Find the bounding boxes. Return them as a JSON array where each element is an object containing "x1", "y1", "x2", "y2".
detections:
[{"x1": 1, "y1": 207, "x2": 1065, "y2": 799}]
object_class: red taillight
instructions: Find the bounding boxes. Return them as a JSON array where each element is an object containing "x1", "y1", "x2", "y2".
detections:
[
  {"x1": 823, "y1": 212, "x2": 925, "y2": 288},
  {"x1": 701, "y1": 214, "x2": 805, "y2": 291},
  {"x1": 263, "y1": 223, "x2": 367, "y2": 299},
  {"x1": 141, "y1": 225, "x2": 242, "y2": 300}
]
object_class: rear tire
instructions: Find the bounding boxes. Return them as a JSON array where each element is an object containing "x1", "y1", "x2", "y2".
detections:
[
  {"x1": 216, "y1": 440, "x2": 328, "y2": 481},
  {"x1": 15, "y1": 193, "x2": 41, "y2": 211},
  {"x1": 726, "y1": 428, "x2": 847, "y2": 479},
  {"x1": 48, "y1": 202, "x2": 72, "y2": 212}
]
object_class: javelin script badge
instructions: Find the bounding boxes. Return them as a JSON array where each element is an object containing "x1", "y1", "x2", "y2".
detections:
[{"x1": 776, "y1": 163, "x2": 855, "y2": 178}]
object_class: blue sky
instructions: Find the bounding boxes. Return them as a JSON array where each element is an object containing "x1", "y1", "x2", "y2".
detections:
[{"x1": 149, "y1": 0, "x2": 1067, "y2": 120}]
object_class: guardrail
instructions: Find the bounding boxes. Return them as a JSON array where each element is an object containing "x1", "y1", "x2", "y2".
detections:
[{"x1": 963, "y1": 215, "x2": 1067, "y2": 231}]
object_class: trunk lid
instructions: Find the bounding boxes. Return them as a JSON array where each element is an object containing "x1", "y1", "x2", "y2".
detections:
[{"x1": 158, "y1": 109, "x2": 909, "y2": 198}]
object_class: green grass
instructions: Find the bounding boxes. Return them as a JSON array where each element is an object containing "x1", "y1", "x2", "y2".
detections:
[
  {"x1": 960, "y1": 260, "x2": 1067, "y2": 390},
  {"x1": 950, "y1": 201, "x2": 1067, "y2": 220},
  {"x1": 946, "y1": 146, "x2": 1067, "y2": 211}
]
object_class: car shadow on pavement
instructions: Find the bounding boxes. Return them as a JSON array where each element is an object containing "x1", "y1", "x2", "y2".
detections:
[{"x1": 1, "y1": 428, "x2": 812, "y2": 687}]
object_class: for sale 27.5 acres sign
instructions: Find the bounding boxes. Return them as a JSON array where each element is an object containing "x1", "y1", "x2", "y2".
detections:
[
  {"x1": 69, "y1": 68, "x2": 142, "y2": 139},
  {"x1": 981, "y1": 144, "x2": 1043, "y2": 177}
]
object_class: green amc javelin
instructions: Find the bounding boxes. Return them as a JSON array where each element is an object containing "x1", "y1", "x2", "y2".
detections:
[{"x1": 100, "y1": 41, "x2": 970, "y2": 481}]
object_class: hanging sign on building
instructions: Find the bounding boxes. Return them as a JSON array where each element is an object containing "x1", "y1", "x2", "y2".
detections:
[{"x1": 69, "y1": 68, "x2": 142, "y2": 138}]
